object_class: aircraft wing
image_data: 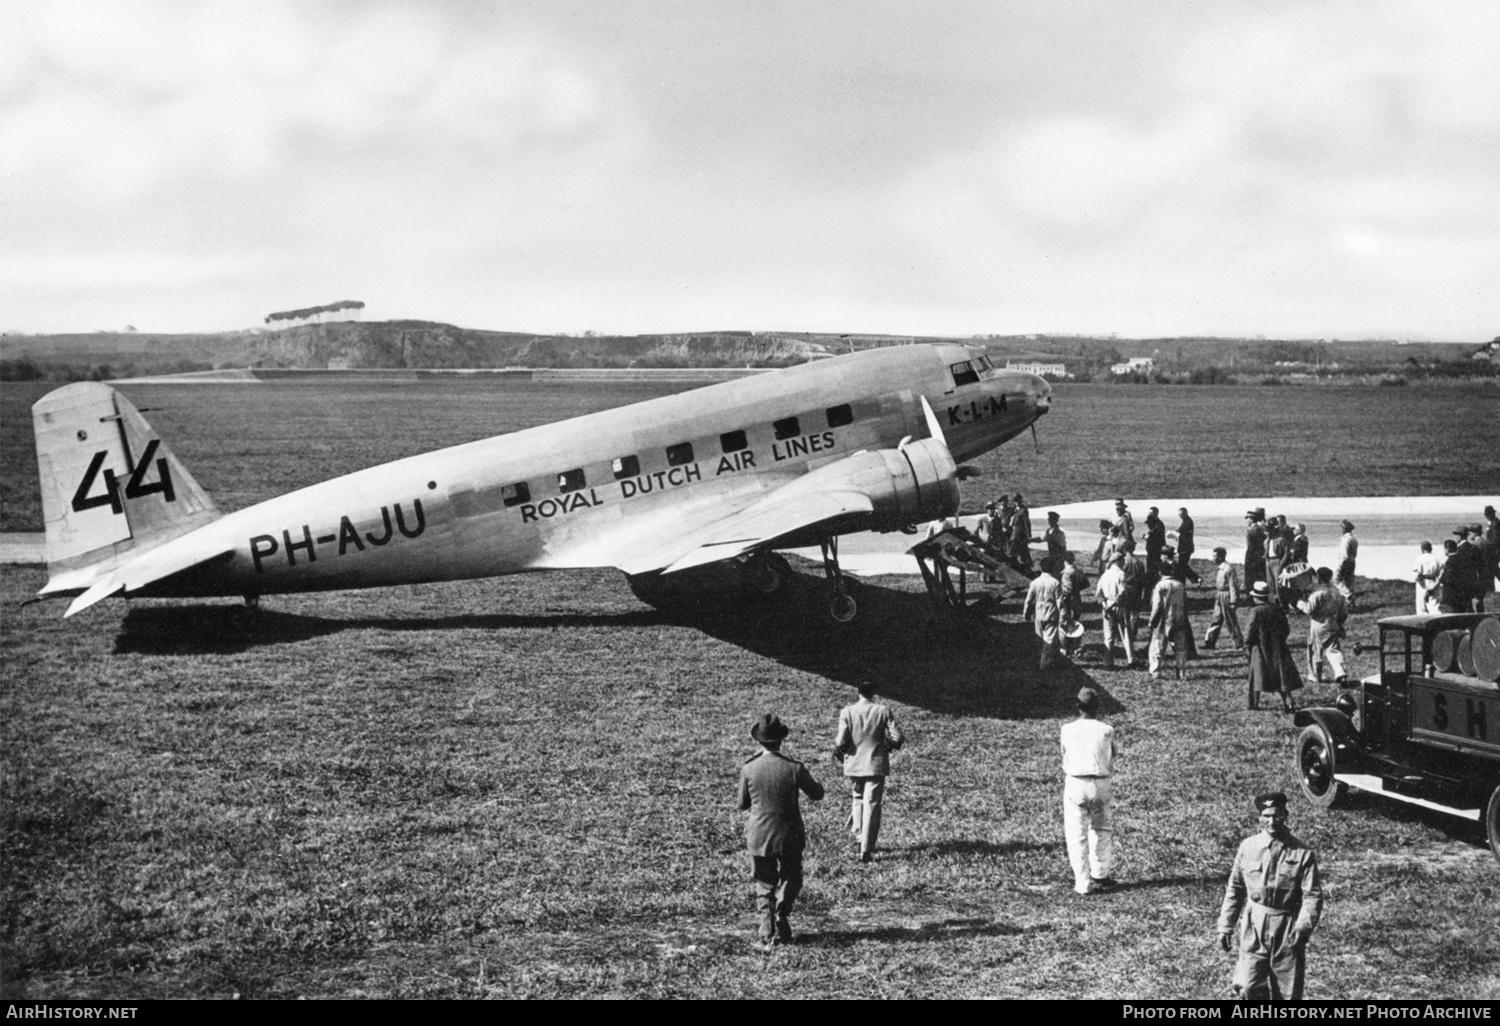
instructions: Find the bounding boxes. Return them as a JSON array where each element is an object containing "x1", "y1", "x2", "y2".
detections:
[{"x1": 660, "y1": 488, "x2": 875, "y2": 573}]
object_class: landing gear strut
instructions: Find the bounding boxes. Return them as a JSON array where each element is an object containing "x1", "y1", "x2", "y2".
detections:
[{"x1": 821, "y1": 536, "x2": 859, "y2": 624}]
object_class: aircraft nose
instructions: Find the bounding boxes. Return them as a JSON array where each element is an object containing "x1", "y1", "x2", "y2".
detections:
[{"x1": 1033, "y1": 376, "x2": 1052, "y2": 414}]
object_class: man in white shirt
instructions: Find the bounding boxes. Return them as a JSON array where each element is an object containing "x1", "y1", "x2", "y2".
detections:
[
  {"x1": 1412, "y1": 541, "x2": 1443, "y2": 615},
  {"x1": 1095, "y1": 553, "x2": 1135, "y2": 670},
  {"x1": 1334, "y1": 520, "x2": 1358, "y2": 603},
  {"x1": 1060, "y1": 687, "x2": 1118, "y2": 895}
]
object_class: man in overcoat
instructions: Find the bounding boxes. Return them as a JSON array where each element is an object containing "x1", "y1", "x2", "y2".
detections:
[
  {"x1": 1244, "y1": 508, "x2": 1268, "y2": 591},
  {"x1": 738, "y1": 713, "x2": 825, "y2": 946},
  {"x1": 1218, "y1": 792, "x2": 1323, "y2": 1001}
]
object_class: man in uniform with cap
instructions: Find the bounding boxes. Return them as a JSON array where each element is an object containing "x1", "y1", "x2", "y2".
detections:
[
  {"x1": 1334, "y1": 520, "x2": 1358, "y2": 604},
  {"x1": 1060, "y1": 687, "x2": 1118, "y2": 895},
  {"x1": 1218, "y1": 791, "x2": 1324, "y2": 1001},
  {"x1": 737, "y1": 713, "x2": 825, "y2": 946},
  {"x1": 1244, "y1": 509, "x2": 1268, "y2": 593},
  {"x1": 832, "y1": 681, "x2": 904, "y2": 863},
  {"x1": 1203, "y1": 546, "x2": 1244, "y2": 650}
]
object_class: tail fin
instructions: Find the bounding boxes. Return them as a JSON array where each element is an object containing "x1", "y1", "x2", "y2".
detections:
[{"x1": 33, "y1": 383, "x2": 220, "y2": 596}]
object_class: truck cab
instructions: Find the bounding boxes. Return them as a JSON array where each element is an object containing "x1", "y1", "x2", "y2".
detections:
[{"x1": 1292, "y1": 613, "x2": 1500, "y2": 864}]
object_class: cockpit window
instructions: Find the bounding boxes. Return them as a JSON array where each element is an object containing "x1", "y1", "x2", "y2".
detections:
[{"x1": 950, "y1": 361, "x2": 980, "y2": 387}]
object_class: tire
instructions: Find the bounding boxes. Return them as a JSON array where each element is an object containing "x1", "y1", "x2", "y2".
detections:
[
  {"x1": 1486, "y1": 783, "x2": 1500, "y2": 866},
  {"x1": 1295, "y1": 724, "x2": 1346, "y2": 809},
  {"x1": 829, "y1": 591, "x2": 858, "y2": 624}
]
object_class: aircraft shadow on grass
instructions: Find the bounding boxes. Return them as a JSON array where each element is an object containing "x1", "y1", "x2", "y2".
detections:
[
  {"x1": 111, "y1": 565, "x2": 1119, "y2": 720},
  {"x1": 112, "y1": 605, "x2": 665, "y2": 655}
]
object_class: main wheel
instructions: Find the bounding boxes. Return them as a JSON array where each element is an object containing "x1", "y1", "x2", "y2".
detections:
[
  {"x1": 1485, "y1": 783, "x2": 1500, "y2": 866},
  {"x1": 1295, "y1": 724, "x2": 1346, "y2": 809},
  {"x1": 829, "y1": 590, "x2": 858, "y2": 624},
  {"x1": 746, "y1": 552, "x2": 793, "y2": 596}
]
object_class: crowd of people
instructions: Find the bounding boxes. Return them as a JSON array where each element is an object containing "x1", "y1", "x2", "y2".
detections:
[
  {"x1": 1411, "y1": 506, "x2": 1499, "y2": 616},
  {"x1": 732, "y1": 500, "x2": 1500, "y2": 997},
  {"x1": 980, "y1": 497, "x2": 1498, "y2": 707}
]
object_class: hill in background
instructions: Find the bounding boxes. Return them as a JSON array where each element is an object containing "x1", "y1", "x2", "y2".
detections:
[{"x1": 1, "y1": 320, "x2": 1494, "y2": 383}]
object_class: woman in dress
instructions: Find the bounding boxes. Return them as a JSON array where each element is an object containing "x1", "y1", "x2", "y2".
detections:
[{"x1": 1244, "y1": 581, "x2": 1303, "y2": 712}]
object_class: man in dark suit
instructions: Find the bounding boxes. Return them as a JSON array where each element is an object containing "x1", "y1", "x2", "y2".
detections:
[
  {"x1": 738, "y1": 713, "x2": 825, "y2": 946},
  {"x1": 1175, "y1": 506, "x2": 1200, "y2": 584}
]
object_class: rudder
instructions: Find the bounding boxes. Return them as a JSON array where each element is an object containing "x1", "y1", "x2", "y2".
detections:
[{"x1": 33, "y1": 383, "x2": 220, "y2": 595}]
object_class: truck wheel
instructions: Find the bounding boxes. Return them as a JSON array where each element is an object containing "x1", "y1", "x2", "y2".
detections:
[
  {"x1": 1295, "y1": 724, "x2": 1345, "y2": 810},
  {"x1": 1486, "y1": 784, "x2": 1500, "y2": 865}
]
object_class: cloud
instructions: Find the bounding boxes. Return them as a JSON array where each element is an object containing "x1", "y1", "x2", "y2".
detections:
[{"x1": 2, "y1": 1, "x2": 622, "y2": 202}]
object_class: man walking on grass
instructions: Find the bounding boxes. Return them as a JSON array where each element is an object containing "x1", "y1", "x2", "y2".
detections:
[
  {"x1": 1203, "y1": 546, "x2": 1244, "y2": 650},
  {"x1": 738, "y1": 713, "x2": 824, "y2": 947},
  {"x1": 1061, "y1": 687, "x2": 1118, "y2": 896},
  {"x1": 832, "y1": 681, "x2": 904, "y2": 864},
  {"x1": 1218, "y1": 792, "x2": 1323, "y2": 1001}
]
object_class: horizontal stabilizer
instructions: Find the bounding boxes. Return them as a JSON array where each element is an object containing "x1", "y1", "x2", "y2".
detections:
[{"x1": 63, "y1": 542, "x2": 235, "y2": 617}]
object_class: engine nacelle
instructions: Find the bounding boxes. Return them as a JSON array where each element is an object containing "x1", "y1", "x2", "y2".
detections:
[{"x1": 798, "y1": 437, "x2": 959, "y2": 531}]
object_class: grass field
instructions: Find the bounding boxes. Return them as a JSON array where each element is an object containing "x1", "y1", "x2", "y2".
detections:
[
  {"x1": 3, "y1": 377, "x2": 1498, "y2": 531},
  {"x1": 3, "y1": 376, "x2": 1499, "y2": 999}
]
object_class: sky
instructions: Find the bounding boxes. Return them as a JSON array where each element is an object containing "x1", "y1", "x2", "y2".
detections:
[{"x1": 2, "y1": 0, "x2": 1496, "y2": 340}]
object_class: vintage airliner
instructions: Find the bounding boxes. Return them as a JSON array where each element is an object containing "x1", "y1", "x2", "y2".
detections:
[{"x1": 31, "y1": 343, "x2": 1050, "y2": 623}]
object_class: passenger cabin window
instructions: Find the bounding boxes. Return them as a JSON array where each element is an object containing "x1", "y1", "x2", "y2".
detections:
[
  {"x1": 950, "y1": 361, "x2": 980, "y2": 387},
  {"x1": 825, "y1": 403, "x2": 853, "y2": 428},
  {"x1": 501, "y1": 482, "x2": 530, "y2": 507},
  {"x1": 720, "y1": 430, "x2": 748, "y2": 453},
  {"x1": 612, "y1": 455, "x2": 639, "y2": 479},
  {"x1": 666, "y1": 442, "x2": 695, "y2": 466},
  {"x1": 558, "y1": 468, "x2": 586, "y2": 493},
  {"x1": 773, "y1": 416, "x2": 801, "y2": 440}
]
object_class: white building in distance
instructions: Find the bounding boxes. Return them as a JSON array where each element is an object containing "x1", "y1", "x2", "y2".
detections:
[
  {"x1": 1111, "y1": 357, "x2": 1155, "y2": 375},
  {"x1": 1005, "y1": 360, "x2": 1068, "y2": 378}
]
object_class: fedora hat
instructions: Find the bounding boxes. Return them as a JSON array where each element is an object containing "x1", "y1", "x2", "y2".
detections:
[
  {"x1": 750, "y1": 713, "x2": 790, "y2": 743},
  {"x1": 1250, "y1": 581, "x2": 1271, "y2": 602}
]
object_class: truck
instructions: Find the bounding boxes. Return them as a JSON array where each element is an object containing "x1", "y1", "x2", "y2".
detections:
[{"x1": 1292, "y1": 612, "x2": 1500, "y2": 863}]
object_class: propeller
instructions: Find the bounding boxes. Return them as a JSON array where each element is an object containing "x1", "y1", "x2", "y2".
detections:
[
  {"x1": 921, "y1": 394, "x2": 947, "y2": 447},
  {"x1": 1031, "y1": 423, "x2": 1041, "y2": 453}
]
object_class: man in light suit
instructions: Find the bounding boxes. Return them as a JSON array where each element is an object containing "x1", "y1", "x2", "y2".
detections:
[
  {"x1": 833, "y1": 681, "x2": 905, "y2": 863},
  {"x1": 738, "y1": 713, "x2": 825, "y2": 946}
]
